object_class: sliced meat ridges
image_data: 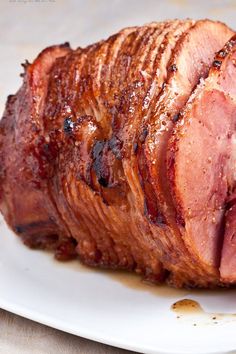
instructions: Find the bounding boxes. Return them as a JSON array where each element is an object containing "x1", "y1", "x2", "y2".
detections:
[
  {"x1": 134, "y1": 19, "x2": 195, "y2": 223},
  {"x1": 138, "y1": 20, "x2": 234, "y2": 286},
  {"x1": 45, "y1": 22, "x2": 177, "y2": 277},
  {"x1": 168, "y1": 35, "x2": 236, "y2": 281}
]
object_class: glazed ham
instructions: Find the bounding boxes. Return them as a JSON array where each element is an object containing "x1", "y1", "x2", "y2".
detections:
[{"x1": 1, "y1": 19, "x2": 236, "y2": 287}]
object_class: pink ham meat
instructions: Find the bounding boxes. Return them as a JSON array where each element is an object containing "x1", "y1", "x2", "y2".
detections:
[
  {"x1": 140, "y1": 20, "x2": 234, "y2": 287},
  {"x1": 168, "y1": 35, "x2": 236, "y2": 282}
]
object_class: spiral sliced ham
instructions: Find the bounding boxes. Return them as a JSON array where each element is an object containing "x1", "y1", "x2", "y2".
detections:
[{"x1": 1, "y1": 19, "x2": 236, "y2": 287}]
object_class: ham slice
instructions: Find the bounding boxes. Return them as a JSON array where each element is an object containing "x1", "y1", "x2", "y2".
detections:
[{"x1": 168, "y1": 35, "x2": 236, "y2": 283}]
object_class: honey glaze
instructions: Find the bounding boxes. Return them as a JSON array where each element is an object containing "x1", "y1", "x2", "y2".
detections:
[
  {"x1": 56, "y1": 258, "x2": 236, "y2": 325},
  {"x1": 172, "y1": 299, "x2": 203, "y2": 314},
  {"x1": 171, "y1": 298, "x2": 236, "y2": 326},
  {"x1": 106, "y1": 270, "x2": 187, "y2": 297},
  {"x1": 62, "y1": 260, "x2": 187, "y2": 297}
]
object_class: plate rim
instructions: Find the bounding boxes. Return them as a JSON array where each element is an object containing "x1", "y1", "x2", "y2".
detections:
[{"x1": 1, "y1": 295, "x2": 235, "y2": 354}]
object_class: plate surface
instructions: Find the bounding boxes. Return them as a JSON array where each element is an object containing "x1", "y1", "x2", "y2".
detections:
[
  {"x1": 1, "y1": 215, "x2": 236, "y2": 354},
  {"x1": 1, "y1": 1, "x2": 236, "y2": 353}
]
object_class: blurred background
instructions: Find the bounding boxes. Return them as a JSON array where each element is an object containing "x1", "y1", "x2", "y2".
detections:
[{"x1": 0, "y1": 0, "x2": 236, "y2": 112}]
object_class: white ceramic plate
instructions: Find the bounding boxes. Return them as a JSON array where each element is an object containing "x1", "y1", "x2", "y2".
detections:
[{"x1": 1, "y1": 214, "x2": 236, "y2": 354}]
